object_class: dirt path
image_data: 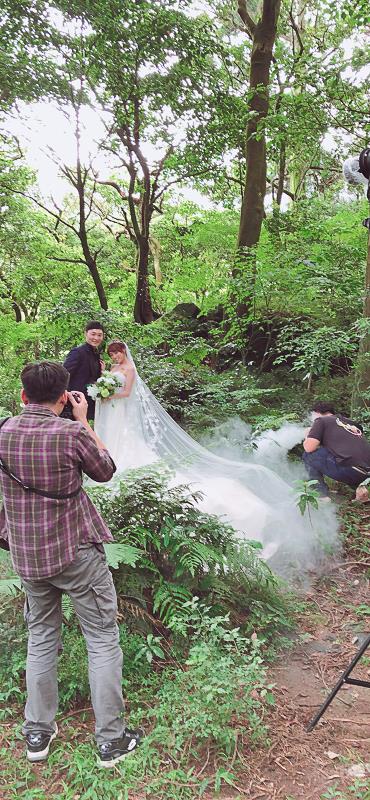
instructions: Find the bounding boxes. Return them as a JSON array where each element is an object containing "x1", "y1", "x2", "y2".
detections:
[{"x1": 225, "y1": 518, "x2": 370, "y2": 800}]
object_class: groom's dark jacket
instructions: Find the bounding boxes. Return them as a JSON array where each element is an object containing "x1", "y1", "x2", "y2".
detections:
[{"x1": 64, "y1": 343, "x2": 102, "y2": 420}]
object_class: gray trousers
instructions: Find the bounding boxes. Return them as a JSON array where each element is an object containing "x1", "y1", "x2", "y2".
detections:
[{"x1": 21, "y1": 544, "x2": 125, "y2": 744}]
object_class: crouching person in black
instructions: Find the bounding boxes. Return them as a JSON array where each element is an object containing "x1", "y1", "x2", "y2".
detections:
[{"x1": 303, "y1": 401, "x2": 370, "y2": 499}]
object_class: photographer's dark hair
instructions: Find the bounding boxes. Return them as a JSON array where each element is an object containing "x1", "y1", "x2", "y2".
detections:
[
  {"x1": 21, "y1": 362, "x2": 70, "y2": 404},
  {"x1": 312, "y1": 401, "x2": 336, "y2": 415},
  {"x1": 85, "y1": 320, "x2": 104, "y2": 332}
]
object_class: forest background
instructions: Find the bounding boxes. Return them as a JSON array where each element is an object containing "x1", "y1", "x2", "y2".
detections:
[
  {"x1": 0, "y1": 0, "x2": 369, "y2": 433},
  {"x1": 1, "y1": 2, "x2": 370, "y2": 798}
]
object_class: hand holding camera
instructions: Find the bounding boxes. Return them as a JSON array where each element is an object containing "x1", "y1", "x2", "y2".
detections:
[{"x1": 67, "y1": 391, "x2": 88, "y2": 422}]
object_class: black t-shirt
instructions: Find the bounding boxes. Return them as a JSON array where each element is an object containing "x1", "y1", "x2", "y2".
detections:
[{"x1": 308, "y1": 414, "x2": 370, "y2": 469}]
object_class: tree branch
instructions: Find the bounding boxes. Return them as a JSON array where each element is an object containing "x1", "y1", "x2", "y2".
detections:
[
  {"x1": 289, "y1": 9, "x2": 304, "y2": 59},
  {"x1": 46, "y1": 256, "x2": 86, "y2": 264},
  {"x1": 237, "y1": 0, "x2": 257, "y2": 38},
  {"x1": 96, "y1": 179, "x2": 140, "y2": 205},
  {"x1": 0, "y1": 184, "x2": 80, "y2": 236}
]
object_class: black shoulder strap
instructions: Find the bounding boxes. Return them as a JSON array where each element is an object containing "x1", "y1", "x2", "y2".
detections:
[{"x1": 0, "y1": 417, "x2": 81, "y2": 500}]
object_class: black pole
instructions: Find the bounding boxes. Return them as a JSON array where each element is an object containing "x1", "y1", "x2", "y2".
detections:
[{"x1": 307, "y1": 634, "x2": 370, "y2": 732}]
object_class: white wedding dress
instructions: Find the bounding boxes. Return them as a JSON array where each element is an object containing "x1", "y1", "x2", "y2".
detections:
[{"x1": 95, "y1": 357, "x2": 339, "y2": 575}]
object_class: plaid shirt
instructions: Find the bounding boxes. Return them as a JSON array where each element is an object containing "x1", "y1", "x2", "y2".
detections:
[{"x1": 0, "y1": 405, "x2": 115, "y2": 580}]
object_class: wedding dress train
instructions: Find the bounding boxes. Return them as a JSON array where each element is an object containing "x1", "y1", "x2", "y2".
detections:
[{"x1": 95, "y1": 362, "x2": 339, "y2": 575}]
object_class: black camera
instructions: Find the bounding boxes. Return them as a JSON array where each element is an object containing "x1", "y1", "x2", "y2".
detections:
[
  {"x1": 60, "y1": 392, "x2": 81, "y2": 421},
  {"x1": 359, "y1": 147, "x2": 370, "y2": 181}
]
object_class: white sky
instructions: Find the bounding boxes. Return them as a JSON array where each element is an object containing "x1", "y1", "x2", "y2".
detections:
[
  {"x1": 5, "y1": 100, "x2": 215, "y2": 208},
  {"x1": 3, "y1": 0, "x2": 219, "y2": 208},
  {"x1": 3, "y1": 11, "x2": 369, "y2": 211}
]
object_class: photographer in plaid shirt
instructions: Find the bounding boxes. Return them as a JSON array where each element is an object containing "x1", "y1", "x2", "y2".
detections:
[{"x1": 0, "y1": 361, "x2": 142, "y2": 767}]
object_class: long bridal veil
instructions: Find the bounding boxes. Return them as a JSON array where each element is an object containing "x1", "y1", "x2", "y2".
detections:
[{"x1": 95, "y1": 346, "x2": 339, "y2": 575}]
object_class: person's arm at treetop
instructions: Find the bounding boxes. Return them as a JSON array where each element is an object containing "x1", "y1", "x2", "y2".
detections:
[
  {"x1": 63, "y1": 347, "x2": 81, "y2": 381},
  {"x1": 355, "y1": 477, "x2": 370, "y2": 503},
  {"x1": 303, "y1": 417, "x2": 324, "y2": 454}
]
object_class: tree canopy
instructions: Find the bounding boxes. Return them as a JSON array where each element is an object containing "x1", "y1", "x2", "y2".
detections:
[{"x1": 0, "y1": 0, "x2": 369, "y2": 411}]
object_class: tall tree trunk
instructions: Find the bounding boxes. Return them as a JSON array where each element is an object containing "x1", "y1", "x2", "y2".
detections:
[
  {"x1": 134, "y1": 236, "x2": 155, "y2": 324},
  {"x1": 236, "y1": 0, "x2": 281, "y2": 313},
  {"x1": 82, "y1": 248, "x2": 108, "y2": 311},
  {"x1": 12, "y1": 300, "x2": 22, "y2": 322},
  {"x1": 288, "y1": 0, "x2": 306, "y2": 199},
  {"x1": 149, "y1": 236, "x2": 162, "y2": 286},
  {"x1": 351, "y1": 226, "x2": 370, "y2": 414},
  {"x1": 77, "y1": 176, "x2": 108, "y2": 311}
]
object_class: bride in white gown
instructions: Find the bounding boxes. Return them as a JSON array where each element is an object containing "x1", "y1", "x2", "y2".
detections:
[{"x1": 95, "y1": 340, "x2": 338, "y2": 573}]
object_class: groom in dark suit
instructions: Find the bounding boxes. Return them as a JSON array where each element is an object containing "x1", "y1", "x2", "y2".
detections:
[{"x1": 64, "y1": 321, "x2": 105, "y2": 420}]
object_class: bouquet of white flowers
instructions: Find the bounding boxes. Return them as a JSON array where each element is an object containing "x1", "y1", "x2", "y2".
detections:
[{"x1": 87, "y1": 371, "x2": 122, "y2": 401}]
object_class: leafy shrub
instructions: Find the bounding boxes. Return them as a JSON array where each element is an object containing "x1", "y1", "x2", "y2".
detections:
[
  {"x1": 274, "y1": 322, "x2": 358, "y2": 385},
  {"x1": 57, "y1": 625, "x2": 90, "y2": 708},
  {"x1": 20, "y1": 607, "x2": 274, "y2": 800},
  {"x1": 0, "y1": 471, "x2": 292, "y2": 718},
  {"x1": 121, "y1": 602, "x2": 274, "y2": 798},
  {"x1": 0, "y1": 598, "x2": 27, "y2": 715},
  {"x1": 88, "y1": 469, "x2": 292, "y2": 638},
  {"x1": 149, "y1": 601, "x2": 271, "y2": 753}
]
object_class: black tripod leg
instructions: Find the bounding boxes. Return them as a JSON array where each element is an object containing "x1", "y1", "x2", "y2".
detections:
[{"x1": 307, "y1": 635, "x2": 370, "y2": 732}]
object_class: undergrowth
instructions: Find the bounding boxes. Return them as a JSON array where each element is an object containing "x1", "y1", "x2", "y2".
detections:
[
  {"x1": 88, "y1": 468, "x2": 292, "y2": 637},
  {"x1": 1, "y1": 603, "x2": 275, "y2": 800},
  {"x1": 0, "y1": 467, "x2": 297, "y2": 799},
  {"x1": 340, "y1": 503, "x2": 370, "y2": 566}
]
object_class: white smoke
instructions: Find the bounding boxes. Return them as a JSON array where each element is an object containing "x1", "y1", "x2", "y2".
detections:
[
  {"x1": 202, "y1": 417, "x2": 306, "y2": 475},
  {"x1": 202, "y1": 417, "x2": 341, "y2": 579}
]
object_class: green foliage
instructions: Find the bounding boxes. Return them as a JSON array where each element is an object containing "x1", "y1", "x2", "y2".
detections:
[
  {"x1": 1, "y1": 3, "x2": 370, "y2": 794},
  {"x1": 104, "y1": 542, "x2": 143, "y2": 569},
  {"x1": 320, "y1": 781, "x2": 370, "y2": 800},
  {"x1": 0, "y1": 575, "x2": 22, "y2": 595},
  {"x1": 295, "y1": 479, "x2": 321, "y2": 516},
  {"x1": 141, "y1": 605, "x2": 271, "y2": 774},
  {"x1": 354, "y1": 603, "x2": 370, "y2": 619},
  {"x1": 0, "y1": 190, "x2": 367, "y2": 425},
  {"x1": 133, "y1": 633, "x2": 165, "y2": 665},
  {"x1": 0, "y1": 594, "x2": 27, "y2": 714},
  {"x1": 0, "y1": 466, "x2": 293, "y2": 718},
  {"x1": 340, "y1": 505, "x2": 370, "y2": 561},
  {"x1": 0, "y1": 551, "x2": 22, "y2": 597},
  {"x1": 89, "y1": 468, "x2": 292, "y2": 637},
  {"x1": 274, "y1": 322, "x2": 358, "y2": 385},
  {"x1": 0, "y1": 607, "x2": 277, "y2": 800},
  {"x1": 61, "y1": 595, "x2": 74, "y2": 621},
  {"x1": 57, "y1": 625, "x2": 90, "y2": 708}
]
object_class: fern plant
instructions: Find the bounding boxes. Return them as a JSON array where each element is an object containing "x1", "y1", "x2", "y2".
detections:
[
  {"x1": 0, "y1": 470, "x2": 292, "y2": 641},
  {"x1": 88, "y1": 468, "x2": 292, "y2": 636},
  {"x1": 153, "y1": 581, "x2": 193, "y2": 624}
]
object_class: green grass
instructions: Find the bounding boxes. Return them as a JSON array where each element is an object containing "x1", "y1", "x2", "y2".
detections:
[
  {"x1": 320, "y1": 780, "x2": 370, "y2": 800},
  {"x1": 0, "y1": 605, "x2": 273, "y2": 800}
]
